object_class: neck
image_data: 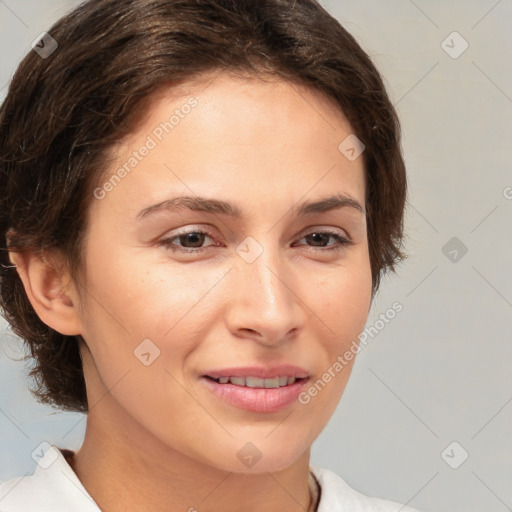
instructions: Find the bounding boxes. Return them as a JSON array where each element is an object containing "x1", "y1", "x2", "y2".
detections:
[{"x1": 70, "y1": 404, "x2": 315, "y2": 512}]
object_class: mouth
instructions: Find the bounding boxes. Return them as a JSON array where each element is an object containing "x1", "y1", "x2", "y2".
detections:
[
  {"x1": 203, "y1": 375, "x2": 308, "y2": 388},
  {"x1": 200, "y1": 367, "x2": 310, "y2": 413},
  {"x1": 201, "y1": 364, "x2": 311, "y2": 413}
]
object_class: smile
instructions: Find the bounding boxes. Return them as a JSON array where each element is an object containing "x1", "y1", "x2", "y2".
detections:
[
  {"x1": 206, "y1": 375, "x2": 304, "y2": 388},
  {"x1": 202, "y1": 374, "x2": 310, "y2": 413}
]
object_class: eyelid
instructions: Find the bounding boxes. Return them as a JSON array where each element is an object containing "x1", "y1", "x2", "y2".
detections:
[
  {"x1": 297, "y1": 225, "x2": 351, "y2": 241},
  {"x1": 161, "y1": 225, "x2": 218, "y2": 246}
]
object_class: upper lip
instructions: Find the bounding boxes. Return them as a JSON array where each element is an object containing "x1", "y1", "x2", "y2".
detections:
[{"x1": 203, "y1": 365, "x2": 310, "y2": 380}]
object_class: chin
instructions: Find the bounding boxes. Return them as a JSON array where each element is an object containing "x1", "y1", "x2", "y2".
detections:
[{"x1": 200, "y1": 436, "x2": 311, "y2": 475}]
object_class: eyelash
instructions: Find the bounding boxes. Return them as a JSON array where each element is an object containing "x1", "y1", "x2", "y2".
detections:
[{"x1": 157, "y1": 227, "x2": 353, "y2": 255}]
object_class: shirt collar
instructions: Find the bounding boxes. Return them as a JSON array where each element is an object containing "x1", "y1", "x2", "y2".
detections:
[{"x1": 0, "y1": 445, "x2": 100, "y2": 512}]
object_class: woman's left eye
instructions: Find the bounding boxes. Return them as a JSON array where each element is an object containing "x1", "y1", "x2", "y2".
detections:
[
  {"x1": 294, "y1": 230, "x2": 353, "y2": 252},
  {"x1": 157, "y1": 228, "x2": 353, "y2": 254}
]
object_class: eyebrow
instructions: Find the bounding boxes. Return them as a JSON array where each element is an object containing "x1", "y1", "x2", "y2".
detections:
[{"x1": 137, "y1": 193, "x2": 365, "y2": 220}]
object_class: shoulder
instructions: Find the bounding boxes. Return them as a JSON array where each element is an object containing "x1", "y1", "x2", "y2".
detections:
[
  {"x1": 311, "y1": 465, "x2": 427, "y2": 512},
  {"x1": 0, "y1": 446, "x2": 99, "y2": 512}
]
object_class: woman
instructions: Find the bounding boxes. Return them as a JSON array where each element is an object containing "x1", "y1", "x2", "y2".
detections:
[{"x1": 0, "y1": 0, "x2": 424, "y2": 510}]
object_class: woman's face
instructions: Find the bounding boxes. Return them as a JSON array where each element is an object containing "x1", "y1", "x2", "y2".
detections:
[{"x1": 76, "y1": 72, "x2": 372, "y2": 473}]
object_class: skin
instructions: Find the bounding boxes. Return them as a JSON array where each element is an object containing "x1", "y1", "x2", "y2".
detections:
[{"x1": 11, "y1": 71, "x2": 373, "y2": 512}]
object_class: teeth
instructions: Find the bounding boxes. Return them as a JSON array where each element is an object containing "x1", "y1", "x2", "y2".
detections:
[
  {"x1": 213, "y1": 375, "x2": 302, "y2": 388},
  {"x1": 263, "y1": 377, "x2": 280, "y2": 388},
  {"x1": 246, "y1": 376, "x2": 265, "y2": 388}
]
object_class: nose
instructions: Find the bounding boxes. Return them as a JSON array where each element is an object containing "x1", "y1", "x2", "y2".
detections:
[{"x1": 224, "y1": 240, "x2": 307, "y2": 347}]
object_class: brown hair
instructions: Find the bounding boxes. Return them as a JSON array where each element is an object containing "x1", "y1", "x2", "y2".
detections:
[{"x1": 0, "y1": 0, "x2": 407, "y2": 413}]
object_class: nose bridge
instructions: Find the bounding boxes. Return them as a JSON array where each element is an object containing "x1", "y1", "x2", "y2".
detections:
[
  {"x1": 247, "y1": 243, "x2": 286, "y2": 306},
  {"x1": 230, "y1": 234, "x2": 303, "y2": 339}
]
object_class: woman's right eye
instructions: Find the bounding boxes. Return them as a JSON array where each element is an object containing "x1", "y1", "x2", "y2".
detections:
[{"x1": 158, "y1": 229, "x2": 217, "y2": 254}]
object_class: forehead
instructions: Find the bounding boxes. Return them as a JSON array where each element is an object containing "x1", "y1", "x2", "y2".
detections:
[
  {"x1": 92, "y1": 71, "x2": 366, "y2": 220},
  {"x1": 116, "y1": 70, "x2": 360, "y2": 160}
]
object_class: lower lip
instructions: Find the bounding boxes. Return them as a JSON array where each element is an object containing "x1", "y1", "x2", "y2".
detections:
[{"x1": 201, "y1": 377, "x2": 309, "y2": 413}]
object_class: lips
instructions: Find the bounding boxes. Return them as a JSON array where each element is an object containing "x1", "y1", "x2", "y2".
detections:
[{"x1": 201, "y1": 365, "x2": 310, "y2": 413}]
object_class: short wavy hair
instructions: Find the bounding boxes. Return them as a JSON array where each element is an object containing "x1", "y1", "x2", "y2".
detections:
[{"x1": 0, "y1": 0, "x2": 407, "y2": 413}]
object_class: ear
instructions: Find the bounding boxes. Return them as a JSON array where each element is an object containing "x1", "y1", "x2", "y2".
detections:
[{"x1": 8, "y1": 248, "x2": 83, "y2": 336}]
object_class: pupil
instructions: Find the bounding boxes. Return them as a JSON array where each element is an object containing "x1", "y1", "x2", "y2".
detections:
[
  {"x1": 180, "y1": 233, "x2": 204, "y2": 248},
  {"x1": 308, "y1": 233, "x2": 327, "y2": 246}
]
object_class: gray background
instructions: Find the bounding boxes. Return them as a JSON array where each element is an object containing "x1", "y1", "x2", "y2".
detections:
[{"x1": 1, "y1": 1, "x2": 511, "y2": 511}]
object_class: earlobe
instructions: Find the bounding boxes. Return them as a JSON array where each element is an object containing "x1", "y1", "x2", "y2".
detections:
[{"x1": 8, "y1": 249, "x2": 83, "y2": 336}]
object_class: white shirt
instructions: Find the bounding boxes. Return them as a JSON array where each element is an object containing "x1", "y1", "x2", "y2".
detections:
[{"x1": 0, "y1": 446, "x2": 424, "y2": 511}]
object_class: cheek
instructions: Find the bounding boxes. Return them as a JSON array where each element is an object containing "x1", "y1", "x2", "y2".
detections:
[
  {"x1": 77, "y1": 252, "x2": 223, "y2": 382},
  {"x1": 316, "y1": 260, "x2": 372, "y2": 337},
  {"x1": 81, "y1": 247, "x2": 201, "y2": 330},
  {"x1": 307, "y1": 261, "x2": 372, "y2": 397}
]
